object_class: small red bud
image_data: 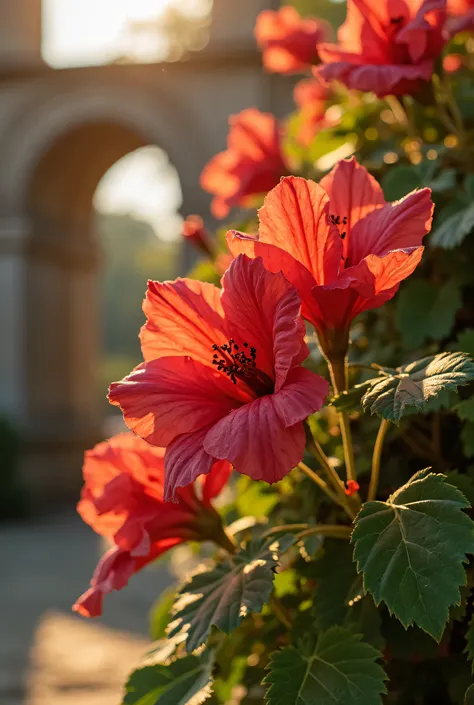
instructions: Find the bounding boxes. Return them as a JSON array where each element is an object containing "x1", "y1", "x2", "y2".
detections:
[
  {"x1": 344, "y1": 480, "x2": 360, "y2": 496},
  {"x1": 181, "y1": 215, "x2": 213, "y2": 257}
]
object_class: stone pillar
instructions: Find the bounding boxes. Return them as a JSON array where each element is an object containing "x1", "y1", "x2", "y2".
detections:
[
  {"x1": 21, "y1": 216, "x2": 102, "y2": 507},
  {"x1": 0, "y1": 1, "x2": 43, "y2": 67},
  {"x1": 0, "y1": 217, "x2": 28, "y2": 421}
]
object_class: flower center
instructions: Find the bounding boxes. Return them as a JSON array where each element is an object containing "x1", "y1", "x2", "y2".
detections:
[
  {"x1": 330, "y1": 214, "x2": 348, "y2": 241},
  {"x1": 211, "y1": 339, "x2": 273, "y2": 396},
  {"x1": 330, "y1": 214, "x2": 351, "y2": 266}
]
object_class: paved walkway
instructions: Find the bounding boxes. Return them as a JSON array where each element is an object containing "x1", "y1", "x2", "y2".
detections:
[{"x1": 0, "y1": 510, "x2": 174, "y2": 705}]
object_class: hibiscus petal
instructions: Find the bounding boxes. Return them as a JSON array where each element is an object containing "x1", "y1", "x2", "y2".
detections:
[
  {"x1": 202, "y1": 460, "x2": 233, "y2": 504},
  {"x1": 313, "y1": 246, "x2": 424, "y2": 330},
  {"x1": 348, "y1": 188, "x2": 433, "y2": 265},
  {"x1": 317, "y1": 60, "x2": 434, "y2": 98},
  {"x1": 140, "y1": 278, "x2": 226, "y2": 365},
  {"x1": 318, "y1": 157, "x2": 386, "y2": 258},
  {"x1": 271, "y1": 367, "x2": 329, "y2": 427},
  {"x1": 221, "y1": 255, "x2": 308, "y2": 389},
  {"x1": 164, "y1": 426, "x2": 217, "y2": 501},
  {"x1": 359, "y1": 247, "x2": 425, "y2": 294},
  {"x1": 227, "y1": 232, "x2": 330, "y2": 333},
  {"x1": 258, "y1": 176, "x2": 342, "y2": 284},
  {"x1": 203, "y1": 395, "x2": 307, "y2": 484},
  {"x1": 73, "y1": 541, "x2": 181, "y2": 617},
  {"x1": 108, "y1": 357, "x2": 246, "y2": 448}
]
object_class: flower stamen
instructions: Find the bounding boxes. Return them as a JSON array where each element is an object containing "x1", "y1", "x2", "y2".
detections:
[{"x1": 211, "y1": 339, "x2": 273, "y2": 395}]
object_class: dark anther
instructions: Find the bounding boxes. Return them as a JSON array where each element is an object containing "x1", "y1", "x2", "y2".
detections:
[
  {"x1": 390, "y1": 15, "x2": 403, "y2": 24},
  {"x1": 211, "y1": 338, "x2": 261, "y2": 385},
  {"x1": 340, "y1": 231, "x2": 346, "y2": 240}
]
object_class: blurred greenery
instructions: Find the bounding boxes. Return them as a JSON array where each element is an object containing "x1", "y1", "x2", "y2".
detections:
[{"x1": 97, "y1": 211, "x2": 181, "y2": 403}]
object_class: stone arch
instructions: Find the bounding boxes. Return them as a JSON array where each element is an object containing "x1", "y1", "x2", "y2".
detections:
[{"x1": 8, "y1": 89, "x2": 203, "y2": 504}]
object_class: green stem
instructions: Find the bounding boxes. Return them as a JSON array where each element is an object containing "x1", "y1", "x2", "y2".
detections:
[
  {"x1": 298, "y1": 461, "x2": 356, "y2": 520},
  {"x1": 215, "y1": 525, "x2": 239, "y2": 554},
  {"x1": 305, "y1": 422, "x2": 348, "y2": 498},
  {"x1": 368, "y1": 419, "x2": 390, "y2": 502},
  {"x1": 263, "y1": 523, "x2": 313, "y2": 537},
  {"x1": 270, "y1": 595, "x2": 293, "y2": 629},
  {"x1": 328, "y1": 357, "x2": 357, "y2": 486},
  {"x1": 295, "y1": 524, "x2": 352, "y2": 541},
  {"x1": 386, "y1": 95, "x2": 408, "y2": 125}
]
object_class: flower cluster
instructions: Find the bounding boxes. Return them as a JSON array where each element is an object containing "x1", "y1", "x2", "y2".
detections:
[
  {"x1": 74, "y1": 433, "x2": 232, "y2": 617},
  {"x1": 73, "y1": 3, "x2": 474, "y2": 703}
]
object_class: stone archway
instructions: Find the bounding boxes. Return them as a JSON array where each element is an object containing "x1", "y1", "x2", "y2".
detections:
[{"x1": 1, "y1": 91, "x2": 203, "y2": 504}]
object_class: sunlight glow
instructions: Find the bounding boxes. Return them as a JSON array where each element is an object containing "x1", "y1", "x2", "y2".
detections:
[
  {"x1": 94, "y1": 147, "x2": 183, "y2": 242},
  {"x1": 42, "y1": 0, "x2": 210, "y2": 67}
]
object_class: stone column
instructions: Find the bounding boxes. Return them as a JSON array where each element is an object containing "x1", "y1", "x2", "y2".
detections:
[
  {"x1": 0, "y1": 216, "x2": 28, "y2": 422},
  {"x1": 21, "y1": 216, "x2": 103, "y2": 507}
]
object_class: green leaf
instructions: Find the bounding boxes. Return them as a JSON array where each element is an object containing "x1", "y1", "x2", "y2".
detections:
[
  {"x1": 430, "y1": 205, "x2": 474, "y2": 249},
  {"x1": 149, "y1": 587, "x2": 176, "y2": 641},
  {"x1": 123, "y1": 649, "x2": 214, "y2": 705},
  {"x1": 382, "y1": 165, "x2": 421, "y2": 201},
  {"x1": 310, "y1": 541, "x2": 358, "y2": 630},
  {"x1": 236, "y1": 476, "x2": 279, "y2": 518},
  {"x1": 466, "y1": 684, "x2": 474, "y2": 705},
  {"x1": 427, "y1": 168, "x2": 456, "y2": 193},
  {"x1": 168, "y1": 534, "x2": 294, "y2": 652},
  {"x1": 462, "y1": 422, "x2": 474, "y2": 458},
  {"x1": 361, "y1": 352, "x2": 474, "y2": 424},
  {"x1": 445, "y1": 471, "x2": 474, "y2": 507},
  {"x1": 352, "y1": 470, "x2": 474, "y2": 640},
  {"x1": 466, "y1": 618, "x2": 474, "y2": 674},
  {"x1": 465, "y1": 174, "x2": 474, "y2": 200},
  {"x1": 330, "y1": 382, "x2": 371, "y2": 412},
  {"x1": 264, "y1": 627, "x2": 387, "y2": 705},
  {"x1": 458, "y1": 398, "x2": 474, "y2": 422},
  {"x1": 396, "y1": 280, "x2": 461, "y2": 347},
  {"x1": 458, "y1": 330, "x2": 474, "y2": 358}
]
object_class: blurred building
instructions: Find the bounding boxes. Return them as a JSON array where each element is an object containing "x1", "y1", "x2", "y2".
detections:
[{"x1": 0, "y1": 0, "x2": 292, "y2": 507}]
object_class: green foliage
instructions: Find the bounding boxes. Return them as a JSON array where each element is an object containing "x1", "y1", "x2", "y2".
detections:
[
  {"x1": 168, "y1": 535, "x2": 294, "y2": 652},
  {"x1": 462, "y1": 422, "x2": 474, "y2": 458},
  {"x1": 465, "y1": 617, "x2": 474, "y2": 674},
  {"x1": 382, "y1": 165, "x2": 422, "y2": 201},
  {"x1": 264, "y1": 627, "x2": 387, "y2": 705},
  {"x1": 149, "y1": 587, "x2": 176, "y2": 641},
  {"x1": 122, "y1": 649, "x2": 214, "y2": 705},
  {"x1": 445, "y1": 471, "x2": 474, "y2": 506},
  {"x1": 458, "y1": 329, "x2": 474, "y2": 357},
  {"x1": 352, "y1": 470, "x2": 474, "y2": 640},
  {"x1": 359, "y1": 352, "x2": 474, "y2": 423},
  {"x1": 310, "y1": 541, "x2": 357, "y2": 630},
  {"x1": 396, "y1": 279, "x2": 461, "y2": 348},
  {"x1": 458, "y1": 398, "x2": 474, "y2": 422},
  {"x1": 431, "y1": 202, "x2": 474, "y2": 249},
  {"x1": 466, "y1": 684, "x2": 474, "y2": 704}
]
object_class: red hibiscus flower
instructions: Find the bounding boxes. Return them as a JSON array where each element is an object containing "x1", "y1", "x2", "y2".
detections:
[
  {"x1": 181, "y1": 214, "x2": 214, "y2": 257},
  {"x1": 227, "y1": 158, "x2": 433, "y2": 360},
  {"x1": 447, "y1": 0, "x2": 474, "y2": 34},
  {"x1": 316, "y1": 0, "x2": 447, "y2": 98},
  {"x1": 73, "y1": 433, "x2": 232, "y2": 618},
  {"x1": 255, "y1": 5, "x2": 330, "y2": 74},
  {"x1": 293, "y1": 78, "x2": 339, "y2": 146},
  {"x1": 200, "y1": 108, "x2": 288, "y2": 219},
  {"x1": 109, "y1": 256, "x2": 329, "y2": 499}
]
